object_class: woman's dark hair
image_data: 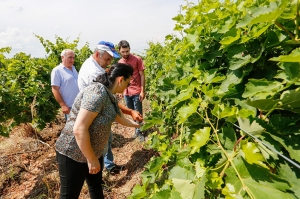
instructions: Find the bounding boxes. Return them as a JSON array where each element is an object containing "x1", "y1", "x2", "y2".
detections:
[{"x1": 94, "y1": 63, "x2": 133, "y2": 87}]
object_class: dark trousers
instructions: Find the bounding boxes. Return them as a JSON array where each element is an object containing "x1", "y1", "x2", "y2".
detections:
[{"x1": 56, "y1": 151, "x2": 104, "y2": 199}]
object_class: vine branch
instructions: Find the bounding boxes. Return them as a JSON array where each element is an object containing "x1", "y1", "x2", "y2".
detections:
[{"x1": 274, "y1": 21, "x2": 295, "y2": 40}]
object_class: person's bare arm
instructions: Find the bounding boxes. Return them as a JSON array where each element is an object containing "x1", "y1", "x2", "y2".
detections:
[
  {"x1": 118, "y1": 102, "x2": 143, "y2": 122},
  {"x1": 73, "y1": 108, "x2": 100, "y2": 174},
  {"x1": 51, "y1": 86, "x2": 70, "y2": 114},
  {"x1": 115, "y1": 111, "x2": 141, "y2": 128},
  {"x1": 139, "y1": 70, "x2": 145, "y2": 101}
]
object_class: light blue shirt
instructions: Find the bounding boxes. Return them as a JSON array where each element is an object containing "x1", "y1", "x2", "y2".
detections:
[{"x1": 51, "y1": 64, "x2": 80, "y2": 107}]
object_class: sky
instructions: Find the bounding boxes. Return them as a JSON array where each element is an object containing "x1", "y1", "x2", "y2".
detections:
[{"x1": 0, "y1": 0, "x2": 198, "y2": 58}]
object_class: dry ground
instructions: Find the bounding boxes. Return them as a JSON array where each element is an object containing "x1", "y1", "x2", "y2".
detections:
[{"x1": 0, "y1": 100, "x2": 156, "y2": 199}]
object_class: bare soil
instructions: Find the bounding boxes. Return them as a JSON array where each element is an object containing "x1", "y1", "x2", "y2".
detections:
[{"x1": 0, "y1": 101, "x2": 156, "y2": 199}]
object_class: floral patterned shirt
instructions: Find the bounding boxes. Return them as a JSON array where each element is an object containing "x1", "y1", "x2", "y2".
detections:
[{"x1": 55, "y1": 83, "x2": 120, "y2": 163}]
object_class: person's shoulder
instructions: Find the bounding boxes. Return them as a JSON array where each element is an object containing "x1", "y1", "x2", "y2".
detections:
[
  {"x1": 132, "y1": 54, "x2": 143, "y2": 61},
  {"x1": 80, "y1": 56, "x2": 92, "y2": 68},
  {"x1": 52, "y1": 64, "x2": 61, "y2": 70},
  {"x1": 84, "y1": 83, "x2": 110, "y2": 99},
  {"x1": 85, "y1": 83, "x2": 106, "y2": 92},
  {"x1": 51, "y1": 64, "x2": 62, "y2": 74}
]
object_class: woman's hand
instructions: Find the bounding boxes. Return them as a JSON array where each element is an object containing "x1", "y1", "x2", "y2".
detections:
[
  {"x1": 116, "y1": 112, "x2": 142, "y2": 128},
  {"x1": 130, "y1": 110, "x2": 143, "y2": 122},
  {"x1": 87, "y1": 158, "x2": 101, "y2": 174}
]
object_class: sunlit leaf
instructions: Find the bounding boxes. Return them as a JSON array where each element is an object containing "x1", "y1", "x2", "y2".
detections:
[
  {"x1": 242, "y1": 79, "x2": 283, "y2": 99},
  {"x1": 270, "y1": 48, "x2": 300, "y2": 62},
  {"x1": 241, "y1": 140, "x2": 268, "y2": 168},
  {"x1": 169, "y1": 165, "x2": 196, "y2": 181},
  {"x1": 176, "y1": 98, "x2": 200, "y2": 124},
  {"x1": 172, "y1": 178, "x2": 196, "y2": 199},
  {"x1": 212, "y1": 104, "x2": 237, "y2": 119},
  {"x1": 189, "y1": 127, "x2": 211, "y2": 154},
  {"x1": 237, "y1": 117, "x2": 265, "y2": 136}
]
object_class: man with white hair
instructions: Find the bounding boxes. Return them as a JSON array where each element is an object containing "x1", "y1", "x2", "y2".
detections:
[
  {"x1": 78, "y1": 41, "x2": 143, "y2": 175},
  {"x1": 51, "y1": 49, "x2": 79, "y2": 120}
]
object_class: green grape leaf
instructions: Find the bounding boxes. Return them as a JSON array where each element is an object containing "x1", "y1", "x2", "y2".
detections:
[
  {"x1": 218, "y1": 69, "x2": 245, "y2": 94},
  {"x1": 280, "y1": 0, "x2": 298, "y2": 19},
  {"x1": 267, "y1": 133, "x2": 300, "y2": 162},
  {"x1": 241, "y1": 140, "x2": 268, "y2": 168},
  {"x1": 276, "y1": 62, "x2": 300, "y2": 82},
  {"x1": 189, "y1": 127, "x2": 211, "y2": 154},
  {"x1": 172, "y1": 178, "x2": 196, "y2": 199},
  {"x1": 169, "y1": 189, "x2": 182, "y2": 199},
  {"x1": 195, "y1": 158, "x2": 206, "y2": 178},
  {"x1": 237, "y1": 0, "x2": 288, "y2": 28},
  {"x1": 218, "y1": 17, "x2": 237, "y2": 34},
  {"x1": 279, "y1": 88, "x2": 300, "y2": 113},
  {"x1": 225, "y1": 167, "x2": 243, "y2": 194},
  {"x1": 207, "y1": 172, "x2": 223, "y2": 189},
  {"x1": 194, "y1": 176, "x2": 207, "y2": 199},
  {"x1": 278, "y1": 163, "x2": 300, "y2": 197},
  {"x1": 270, "y1": 48, "x2": 300, "y2": 62},
  {"x1": 220, "y1": 127, "x2": 237, "y2": 150},
  {"x1": 145, "y1": 156, "x2": 164, "y2": 173},
  {"x1": 242, "y1": 79, "x2": 283, "y2": 99},
  {"x1": 237, "y1": 117, "x2": 265, "y2": 136},
  {"x1": 229, "y1": 53, "x2": 252, "y2": 70},
  {"x1": 176, "y1": 98, "x2": 200, "y2": 124},
  {"x1": 186, "y1": 33, "x2": 199, "y2": 46},
  {"x1": 212, "y1": 104, "x2": 237, "y2": 119},
  {"x1": 169, "y1": 165, "x2": 196, "y2": 181},
  {"x1": 172, "y1": 75, "x2": 193, "y2": 86},
  {"x1": 233, "y1": 157, "x2": 294, "y2": 199},
  {"x1": 251, "y1": 23, "x2": 272, "y2": 38},
  {"x1": 151, "y1": 190, "x2": 171, "y2": 199},
  {"x1": 222, "y1": 183, "x2": 244, "y2": 199},
  {"x1": 170, "y1": 86, "x2": 195, "y2": 106},
  {"x1": 246, "y1": 99, "x2": 279, "y2": 111},
  {"x1": 220, "y1": 28, "x2": 241, "y2": 48},
  {"x1": 128, "y1": 184, "x2": 147, "y2": 199}
]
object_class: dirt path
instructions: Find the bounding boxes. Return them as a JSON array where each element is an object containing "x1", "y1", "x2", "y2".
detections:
[{"x1": 0, "y1": 100, "x2": 155, "y2": 199}]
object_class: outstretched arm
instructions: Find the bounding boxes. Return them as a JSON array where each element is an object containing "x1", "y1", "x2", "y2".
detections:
[
  {"x1": 118, "y1": 102, "x2": 143, "y2": 122},
  {"x1": 115, "y1": 111, "x2": 141, "y2": 128}
]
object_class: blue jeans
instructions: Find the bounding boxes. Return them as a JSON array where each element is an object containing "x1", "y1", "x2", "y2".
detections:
[
  {"x1": 124, "y1": 94, "x2": 143, "y2": 133},
  {"x1": 104, "y1": 132, "x2": 114, "y2": 169}
]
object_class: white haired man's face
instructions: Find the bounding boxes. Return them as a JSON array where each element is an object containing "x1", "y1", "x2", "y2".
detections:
[{"x1": 62, "y1": 51, "x2": 75, "y2": 69}]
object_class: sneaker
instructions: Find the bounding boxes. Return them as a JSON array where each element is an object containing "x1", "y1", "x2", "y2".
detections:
[
  {"x1": 136, "y1": 131, "x2": 145, "y2": 142},
  {"x1": 132, "y1": 131, "x2": 139, "y2": 139},
  {"x1": 109, "y1": 165, "x2": 124, "y2": 175}
]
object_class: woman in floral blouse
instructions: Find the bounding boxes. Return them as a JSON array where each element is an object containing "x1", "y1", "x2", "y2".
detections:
[{"x1": 55, "y1": 63, "x2": 139, "y2": 199}]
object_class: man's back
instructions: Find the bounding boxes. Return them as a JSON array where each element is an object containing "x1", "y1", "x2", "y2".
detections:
[{"x1": 78, "y1": 56, "x2": 105, "y2": 91}]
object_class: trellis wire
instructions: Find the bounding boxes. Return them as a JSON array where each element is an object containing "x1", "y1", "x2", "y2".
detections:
[{"x1": 231, "y1": 122, "x2": 300, "y2": 170}]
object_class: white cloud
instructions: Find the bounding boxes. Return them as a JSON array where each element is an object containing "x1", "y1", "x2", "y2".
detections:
[
  {"x1": 0, "y1": 0, "x2": 198, "y2": 58},
  {"x1": 8, "y1": 6, "x2": 23, "y2": 12},
  {"x1": 0, "y1": 27, "x2": 44, "y2": 57}
]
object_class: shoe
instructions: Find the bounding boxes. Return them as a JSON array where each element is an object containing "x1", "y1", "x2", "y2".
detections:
[
  {"x1": 137, "y1": 133, "x2": 145, "y2": 142},
  {"x1": 132, "y1": 131, "x2": 138, "y2": 139},
  {"x1": 109, "y1": 165, "x2": 124, "y2": 175}
]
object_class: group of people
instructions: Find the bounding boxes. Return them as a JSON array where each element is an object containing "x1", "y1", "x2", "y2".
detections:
[{"x1": 50, "y1": 40, "x2": 146, "y2": 199}]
